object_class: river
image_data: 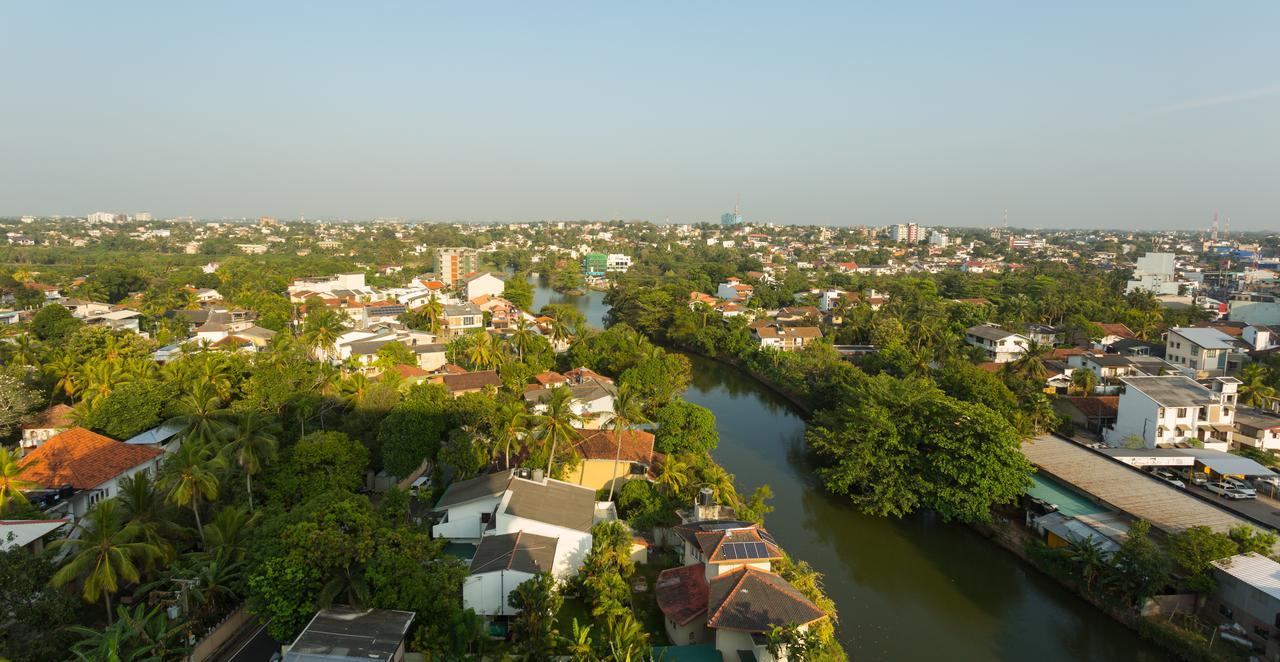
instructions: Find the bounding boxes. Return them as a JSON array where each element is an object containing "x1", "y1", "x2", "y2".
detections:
[{"x1": 534, "y1": 282, "x2": 1162, "y2": 660}]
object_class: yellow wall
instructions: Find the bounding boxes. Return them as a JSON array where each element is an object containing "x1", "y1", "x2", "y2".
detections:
[{"x1": 574, "y1": 459, "x2": 640, "y2": 491}]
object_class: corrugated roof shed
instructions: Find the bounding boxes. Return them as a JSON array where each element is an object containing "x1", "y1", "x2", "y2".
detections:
[{"x1": 1022, "y1": 435, "x2": 1256, "y2": 535}]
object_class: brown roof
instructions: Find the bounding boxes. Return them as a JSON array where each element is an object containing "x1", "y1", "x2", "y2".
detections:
[
  {"x1": 572, "y1": 428, "x2": 656, "y2": 463},
  {"x1": 656, "y1": 563, "x2": 710, "y2": 627},
  {"x1": 534, "y1": 371, "x2": 568, "y2": 386},
  {"x1": 1095, "y1": 323, "x2": 1136, "y2": 339},
  {"x1": 19, "y1": 427, "x2": 163, "y2": 490},
  {"x1": 702, "y1": 526, "x2": 784, "y2": 564},
  {"x1": 441, "y1": 370, "x2": 501, "y2": 393},
  {"x1": 707, "y1": 567, "x2": 826, "y2": 632},
  {"x1": 1064, "y1": 396, "x2": 1120, "y2": 419},
  {"x1": 21, "y1": 404, "x2": 75, "y2": 430},
  {"x1": 393, "y1": 364, "x2": 429, "y2": 379}
]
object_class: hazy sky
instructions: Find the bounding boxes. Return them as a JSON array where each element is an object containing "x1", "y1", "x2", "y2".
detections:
[{"x1": 2, "y1": 3, "x2": 1278, "y2": 230}]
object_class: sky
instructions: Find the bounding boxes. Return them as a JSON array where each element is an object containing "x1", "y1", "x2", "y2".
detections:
[{"x1": 2, "y1": 3, "x2": 1278, "y2": 230}]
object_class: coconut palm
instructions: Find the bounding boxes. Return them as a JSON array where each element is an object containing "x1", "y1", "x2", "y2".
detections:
[
  {"x1": 203, "y1": 505, "x2": 257, "y2": 563},
  {"x1": 9, "y1": 333, "x2": 41, "y2": 367},
  {"x1": 300, "y1": 305, "x2": 349, "y2": 359},
  {"x1": 467, "y1": 331, "x2": 503, "y2": 371},
  {"x1": 1070, "y1": 368, "x2": 1098, "y2": 396},
  {"x1": 78, "y1": 358, "x2": 132, "y2": 409},
  {"x1": 222, "y1": 412, "x2": 279, "y2": 512},
  {"x1": 655, "y1": 454, "x2": 692, "y2": 497},
  {"x1": 0, "y1": 447, "x2": 38, "y2": 514},
  {"x1": 1008, "y1": 341, "x2": 1050, "y2": 383},
  {"x1": 606, "y1": 384, "x2": 649, "y2": 502},
  {"x1": 547, "y1": 316, "x2": 572, "y2": 348},
  {"x1": 531, "y1": 386, "x2": 586, "y2": 477},
  {"x1": 45, "y1": 349, "x2": 82, "y2": 399},
  {"x1": 494, "y1": 401, "x2": 530, "y2": 470},
  {"x1": 117, "y1": 472, "x2": 182, "y2": 566},
  {"x1": 507, "y1": 316, "x2": 537, "y2": 362},
  {"x1": 50, "y1": 500, "x2": 161, "y2": 623},
  {"x1": 422, "y1": 293, "x2": 444, "y2": 334},
  {"x1": 159, "y1": 442, "x2": 223, "y2": 546},
  {"x1": 1239, "y1": 364, "x2": 1278, "y2": 409},
  {"x1": 339, "y1": 371, "x2": 375, "y2": 407},
  {"x1": 166, "y1": 383, "x2": 233, "y2": 448}
]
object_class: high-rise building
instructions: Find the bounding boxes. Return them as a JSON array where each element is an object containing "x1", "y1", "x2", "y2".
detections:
[
  {"x1": 721, "y1": 208, "x2": 744, "y2": 225},
  {"x1": 582, "y1": 252, "x2": 608, "y2": 276},
  {"x1": 434, "y1": 247, "x2": 480, "y2": 287},
  {"x1": 890, "y1": 223, "x2": 921, "y2": 243}
]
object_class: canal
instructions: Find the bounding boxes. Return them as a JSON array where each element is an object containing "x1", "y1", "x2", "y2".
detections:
[{"x1": 534, "y1": 283, "x2": 1162, "y2": 660}]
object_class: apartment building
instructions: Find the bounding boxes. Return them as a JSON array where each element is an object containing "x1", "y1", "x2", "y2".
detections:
[{"x1": 1103, "y1": 375, "x2": 1239, "y2": 451}]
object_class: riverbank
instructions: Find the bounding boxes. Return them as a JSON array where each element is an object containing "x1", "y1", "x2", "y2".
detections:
[{"x1": 684, "y1": 351, "x2": 1223, "y2": 662}]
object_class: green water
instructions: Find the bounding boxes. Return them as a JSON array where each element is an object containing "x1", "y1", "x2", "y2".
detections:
[{"x1": 533, "y1": 282, "x2": 1163, "y2": 659}]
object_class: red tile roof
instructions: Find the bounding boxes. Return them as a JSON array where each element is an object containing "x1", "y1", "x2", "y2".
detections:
[
  {"x1": 655, "y1": 563, "x2": 709, "y2": 627},
  {"x1": 572, "y1": 428, "x2": 656, "y2": 463},
  {"x1": 21, "y1": 404, "x2": 75, "y2": 430},
  {"x1": 19, "y1": 427, "x2": 163, "y2": 490},
  {"x1": 534, "y1": 371, "x2": 568, "y2": 386},
  {"x1": 1095, "y1": 323, "x2": 1136, "y2": 339},
  {"x1": 707, "y1": 567, "x2": 826, "y2": 631}
]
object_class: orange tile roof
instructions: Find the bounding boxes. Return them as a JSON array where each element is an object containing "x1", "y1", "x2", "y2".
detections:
[
  {"x1": 21, "y1": 404, "x2": 75, "y2": 430},
  {"x1": 19, "y1": 427, "x2": 163, "y2": 490},
  {"x1": 572, "y1": 428, "x2": 656, "y2": 463}
]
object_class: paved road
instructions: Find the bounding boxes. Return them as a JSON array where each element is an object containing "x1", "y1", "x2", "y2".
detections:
[
  {"x1": 1185, "y1": 484, "x2": 1280, "y2": 530},
  {"x1": 215, "y1": 619, "x2": 280, "y2": 662}
]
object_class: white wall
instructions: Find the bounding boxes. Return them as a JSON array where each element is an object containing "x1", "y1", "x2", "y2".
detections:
[
  {"x1": 432, "y1": 496, "x2": 501, "y2": 542},
  {"x1": 463, "y1": 569, "x2": 535, "y2": 616}
]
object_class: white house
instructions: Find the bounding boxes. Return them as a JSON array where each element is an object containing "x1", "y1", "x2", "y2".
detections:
[
  {"x1": 606, "y1": 254, "x2": 632, "y2": 272},
  {"x1": 1103, "y1": 376, "x2": 1238, "y2": 451},
  {"x1": 431, "y1": 470, "x2": 601, "y2": 577},
  {"x1": 1164, "y1": 327, "x2": 1245, "y2": 377},
  {"x1": 1235, "y1": 409, "x2": 1280, "y2": 452},
  {"x1": 464, "y1": 272, "x2": 505, "y2": 303},
  {"x1": 18, "y1": 427, "x2": 165, "y2": 520},
  {"x1": 462, "y1": 531, "x2": 558, "y2": 617},
  {"x1": 524, "y1": 379, "x2": 617, "y2": 430},
  {"x1": 965, "y1": 324, "x2": 1030, "y2": 363}
]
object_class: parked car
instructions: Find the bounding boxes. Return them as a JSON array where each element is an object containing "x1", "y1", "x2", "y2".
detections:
[
  {"x1": 1151, "y1": 469, "x2": 1185, "y2": 488},
  {"x1": 1206, "y1": 482, "x2": 1250, "y2": 500},
  {"x1": 1253, "y1": 475, "x2": 1280, "y2": 490},
  {"x1": 1224, "y1": 478, "x2": 1257, "y2": 498}
]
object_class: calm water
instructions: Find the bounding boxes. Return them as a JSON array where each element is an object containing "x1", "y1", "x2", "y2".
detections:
[
  {"x1": 531, "y1": 278, "x2": 610, "y2": 329},
  {"x1": 535, "y1": 283, "x2": 1163, "y2": 660}
]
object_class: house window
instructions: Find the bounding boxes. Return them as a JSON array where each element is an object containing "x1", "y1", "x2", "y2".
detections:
[{"x1": 1177, "y1": 408, "x2": 1187, "y2": 418}]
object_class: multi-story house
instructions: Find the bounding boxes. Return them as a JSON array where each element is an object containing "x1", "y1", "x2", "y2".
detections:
[
  {"x1": 1164, "y1": 327, "x2": 1247, "y2": 377},
  {"x1": 965, "y1": 324, "x2": 1030, "y2": 363},
  {"x1": 1103, "y1": 375, "x2": 1239, "y2": 451},
  {"x1": 1234, "y1": 408, "x2": 1280, "y2": 452},
  {"x1": 434, "y1": 247, "x2": 480, "y2": 287},
  {"x1": 751, "y1": 322, "x2": 822, "y2": 352},
  {"x1": 442, "y1": 303, "x2": 483, "y2": 337}
]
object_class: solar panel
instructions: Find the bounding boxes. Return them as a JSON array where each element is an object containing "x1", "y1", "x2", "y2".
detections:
[{"x1": 751, "y1": 542, "x2": 768, "y2": 558}]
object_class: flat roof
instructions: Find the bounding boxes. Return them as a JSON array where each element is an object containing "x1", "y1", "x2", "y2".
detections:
[
  {"x1": 1023, "y1": 435, "x2": 1258, "y2": 536},
  {"x1": 1119, "y1": 376, "x2": 1218, "y2": 407},
  {"x1": 285, "y1": 607, "x2": 415, "y2": 662}
]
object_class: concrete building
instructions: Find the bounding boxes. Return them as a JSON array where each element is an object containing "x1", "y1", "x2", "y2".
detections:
[
  {"x1": 284, "y1": 607, "x2": 415, "y2": 662},
  {"x1": 1103, "y1": 376, "x2": 1238, "y2": 451},
  {"x1": 18, "y1": 428, "x2": 164, "y2": 520},
  {"x1": 463, "y1": 272, "x2": 505, "y2": 302},
  {"x1": 1208, "y1": 553, "x2": 1280, "y2": 658},
  {"x1": 434, "y1": 247, "x2": 480, "y2": 287},
  {"x1": 965, "y1": 324, "x2": 1030, "y2": 363},
  {"x1": 1125, "y1": 252, "x2": 1180, "y2": 295},
  {"x1": 1164, "y1": 327, "x2": 1245, "y2": 377}
]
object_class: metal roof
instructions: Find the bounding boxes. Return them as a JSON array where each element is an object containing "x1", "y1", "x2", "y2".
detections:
[
  {"x1": 1022, "y1": 435, "x2": 1257, "y2": 535},
  {"x1": 1171, "y1": 327, "x2": 1237, "y2": 350},
  {"x1": 1212, "y1": 553, "x2": 1280, "y2": 603},
  {"x1": 0, "y1": 519, "x2": 68, "y2": 551},
  {"x1": 1178, "y1": 449, "x2": 1276, "y2": 477},
  {"x1": 469, "y1": 531, "x2": 557, "y2": 574},
  {"x1": 285, "y1": 607, "x2": 415, "y2": 662}
]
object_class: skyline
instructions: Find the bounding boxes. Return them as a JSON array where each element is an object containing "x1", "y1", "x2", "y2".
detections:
[{"x1": 2, "y1": 3, "x2": 1278, "y2": 230}]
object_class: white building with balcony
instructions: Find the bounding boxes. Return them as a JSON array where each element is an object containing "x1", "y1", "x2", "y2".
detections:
[{"x1": 1104, "y1": 376, "x2": 1238, "y2": 451}]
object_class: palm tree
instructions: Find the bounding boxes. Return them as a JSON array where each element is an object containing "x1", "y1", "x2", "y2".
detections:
[
  {"x1": 1008, "y1": 341, "x2": 1050, "y2": 383},
  {"x1": 1239, "y1": 364, "x2": 1278, "y2": 408},
  {"x1": 10, "y1": 333, "x2": 41, "y2": 367},
  {"x1": 300, "y1": 306, "x2": 349, "y2": 359},
  {"x1": 69, "y1": 602, "x2": 188, "y2": 661},
  {"x1": 656, "y1": 454, "x2": 692, "y2": 497},
  {"x1": 166, "y1": 383, "x2": 232, "y2": 448},
  {"x1": 0, "y1": 447, "x2": 37, "y2": 514},
  {"x1": 117, "y1": 472, "x2": 182, "y2": 567},
  {"x1": 159, "y1": 442, "x2": 223, "y2": 546},
  {"x1": 467, "y1": 331, "x2": 503, "y2": 370},
  {"x1": 494, "y1": 401, "x2": 530, "y2": 470},
  {"x1": 339, "y1": 371, "x2": 374, "y2": 407},
  {"x1": 603, "y1": 612, "x2": 650, "y2": 661},
  {"x1": 422, "y1": 293, "x2": 444, "y2": 335},
  {"x1": 50, "y1": 500, "x2": 160, "y2": 623},
  {"x1": 1069, "y1": 368, "x2": 1098, "y2": 396},
  {"x1": 531, "y1": 386, "x2": 586, "y2": 477},
  {"x1": 222, "y1": 412, "x2": 279, "y2": 512},
  {"x1": 508, "y1": 316, "x2": 537, "y2": 362},
  {"x1": 547, "y1": 316, "x2": 572, "y2": 348},
  {"x1": 606, "y1": 384, "x2": 649, "y2": 502},
  {"x1": 44, "y1": 349, "x2": 81, "y2": 399},
  {"x1": 78, "y1": 358, "x2": 131, "y2": 409},
  {"x1": 203, "y1": 506, "x2": 257, "y2": 563}
]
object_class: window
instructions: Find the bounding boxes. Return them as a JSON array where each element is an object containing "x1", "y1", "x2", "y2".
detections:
[{"x1": 1177, "y1": 408, "x2": 1187, "y2": 418}]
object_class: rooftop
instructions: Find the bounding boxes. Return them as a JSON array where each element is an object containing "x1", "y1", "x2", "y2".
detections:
[
  {"x1": 1171, "y1": 326, "x2": 1238, "y2": 350},
  {"x1": 469, "y1": 531, "x2": 558, "y2": 575},
  {"x1": 655, "y1": 563, "x2": 710, "y2": 627},
  {"x1": 20, "y1": 428, "x2": 163, "y2": 490},
  {"x1": 1119, "y1": 375, "x2": 1218, "y2": 407},
  {"x1": 285, "y1": 607, "x2": 415, "y2": 662},
  {"x1": 1211, "y1": 553, "x2": 1280, "y2": 603},
  {"x1": 706, "y1": 567, "x2": 826, "y2": 632}
]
